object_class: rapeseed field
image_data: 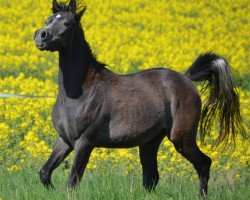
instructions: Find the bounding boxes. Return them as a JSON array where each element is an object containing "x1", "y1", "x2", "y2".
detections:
[{"x1": 0, "y1": 0, "x2": 249, "y2": 186}]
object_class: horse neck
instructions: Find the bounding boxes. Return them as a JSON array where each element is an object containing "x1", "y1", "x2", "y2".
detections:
[{"x1": 58, "y1": 26, "x2": 103, "y2": 99}]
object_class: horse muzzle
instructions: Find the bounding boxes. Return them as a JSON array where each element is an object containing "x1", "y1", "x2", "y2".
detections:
[{"x1": 34, "y1": 29, "x2": 53, "y2": 51}]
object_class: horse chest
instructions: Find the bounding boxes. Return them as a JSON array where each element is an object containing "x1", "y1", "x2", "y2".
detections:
[{"x1": 52, "y1": 101, "x2": 91, "y2": 141}]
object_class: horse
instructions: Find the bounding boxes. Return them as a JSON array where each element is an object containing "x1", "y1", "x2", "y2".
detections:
[{"x1": 34, "y1": 0, "x2": 245, "y2": 196}]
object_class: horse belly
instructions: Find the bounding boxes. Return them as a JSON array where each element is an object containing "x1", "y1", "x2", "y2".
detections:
[
  {"x1": 96, "y1": 77, "x2": 171, "y2": 147},
  {"x1": 95, "y1": 111, "x2": 165, "y2": 148}
]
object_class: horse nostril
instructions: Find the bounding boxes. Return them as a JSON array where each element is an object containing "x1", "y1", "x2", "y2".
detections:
[{"x1": 41, "y1": 30, "x2": 47, "y2": 39}]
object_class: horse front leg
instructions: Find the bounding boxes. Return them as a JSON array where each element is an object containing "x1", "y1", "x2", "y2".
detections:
[
  {"x1": 67, "y1": 138, "x2": 94, "y2": 188},
  {"x1": 40, "y1": 136, "x2": 73, "y2": 188}
]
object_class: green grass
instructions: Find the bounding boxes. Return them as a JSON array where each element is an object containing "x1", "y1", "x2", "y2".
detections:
[{"x1": 0, "y1": 168, "x2": 249, "y2": 200}]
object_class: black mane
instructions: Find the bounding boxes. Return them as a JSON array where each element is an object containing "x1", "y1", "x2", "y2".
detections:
[{"x1": 77, "y1": 26, "x2": 106, "y2": 68}]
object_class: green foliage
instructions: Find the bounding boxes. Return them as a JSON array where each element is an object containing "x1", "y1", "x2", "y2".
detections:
[{"x1": 0, "y1": 168, "x2": 249, "y2": 200}]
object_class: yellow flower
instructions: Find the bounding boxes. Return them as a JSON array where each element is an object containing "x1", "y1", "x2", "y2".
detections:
[{"x1": 7, "y1": 165, "x2": 21, "y2": 172}]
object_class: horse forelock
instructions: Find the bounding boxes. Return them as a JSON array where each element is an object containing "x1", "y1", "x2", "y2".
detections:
[{"x1": 53, "y1": 0, "x2": 86, "y2": 15}]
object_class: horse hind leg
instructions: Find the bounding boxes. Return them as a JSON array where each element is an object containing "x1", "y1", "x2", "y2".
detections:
[
  {"x1": 170, "y1": 125, "x2": 212, "y2": 196},
  {"x1": 139, "y1": 131, "x2": 165, "y2": 191}
]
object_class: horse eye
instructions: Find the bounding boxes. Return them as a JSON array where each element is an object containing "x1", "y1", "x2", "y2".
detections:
[{"x1": 64, "y1": 22, "x2": 70, "y2": 27}]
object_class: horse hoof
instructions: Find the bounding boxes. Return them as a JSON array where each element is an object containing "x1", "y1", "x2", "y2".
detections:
[{"x1": 39, "y1": 170, "x2": 54, "y2": 189}]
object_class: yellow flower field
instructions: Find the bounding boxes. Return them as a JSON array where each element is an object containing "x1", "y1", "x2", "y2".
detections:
[{"x1": 0, "y1": 0, "x2": 249, "y2": 180}]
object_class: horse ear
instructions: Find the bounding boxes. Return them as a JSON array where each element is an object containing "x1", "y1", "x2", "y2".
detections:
[
  {"x1": 68, "y1": 0, "x2": 77, "y2": 12},
  {"x1": 76, "y1": 6, "x2": 86, "y2": 21},
  {"x1": 52, "y1": 0, "x2": 61, "y2": 13}
]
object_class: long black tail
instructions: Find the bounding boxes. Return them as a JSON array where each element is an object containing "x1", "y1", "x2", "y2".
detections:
[{"x1": 185, "y1": 53, "x2": 245, "y2": 145}]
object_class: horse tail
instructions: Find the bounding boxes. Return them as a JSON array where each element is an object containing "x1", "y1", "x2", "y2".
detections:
[{"x1": 185, "y1": 52, "x2": 245, "y2": 145}]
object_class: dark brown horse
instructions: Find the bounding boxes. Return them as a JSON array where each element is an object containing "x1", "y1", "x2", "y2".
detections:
[{"x1": 34, "y1": 0, "x2": 245, "y2": 196}]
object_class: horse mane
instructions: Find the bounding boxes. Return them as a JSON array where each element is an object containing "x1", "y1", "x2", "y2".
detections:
[{"x1": 79, "y1": 27, "x2": 106, "y2": 68}]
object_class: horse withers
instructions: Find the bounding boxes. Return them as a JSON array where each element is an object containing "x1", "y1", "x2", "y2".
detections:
[{"x1": 34, "y1": 0, "x2": 245, "y2": 196}]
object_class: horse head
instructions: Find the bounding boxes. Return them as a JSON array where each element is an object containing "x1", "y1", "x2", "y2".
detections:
[{"x1": 34, "y1": 0, "x2": 86, "y2": 52}]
